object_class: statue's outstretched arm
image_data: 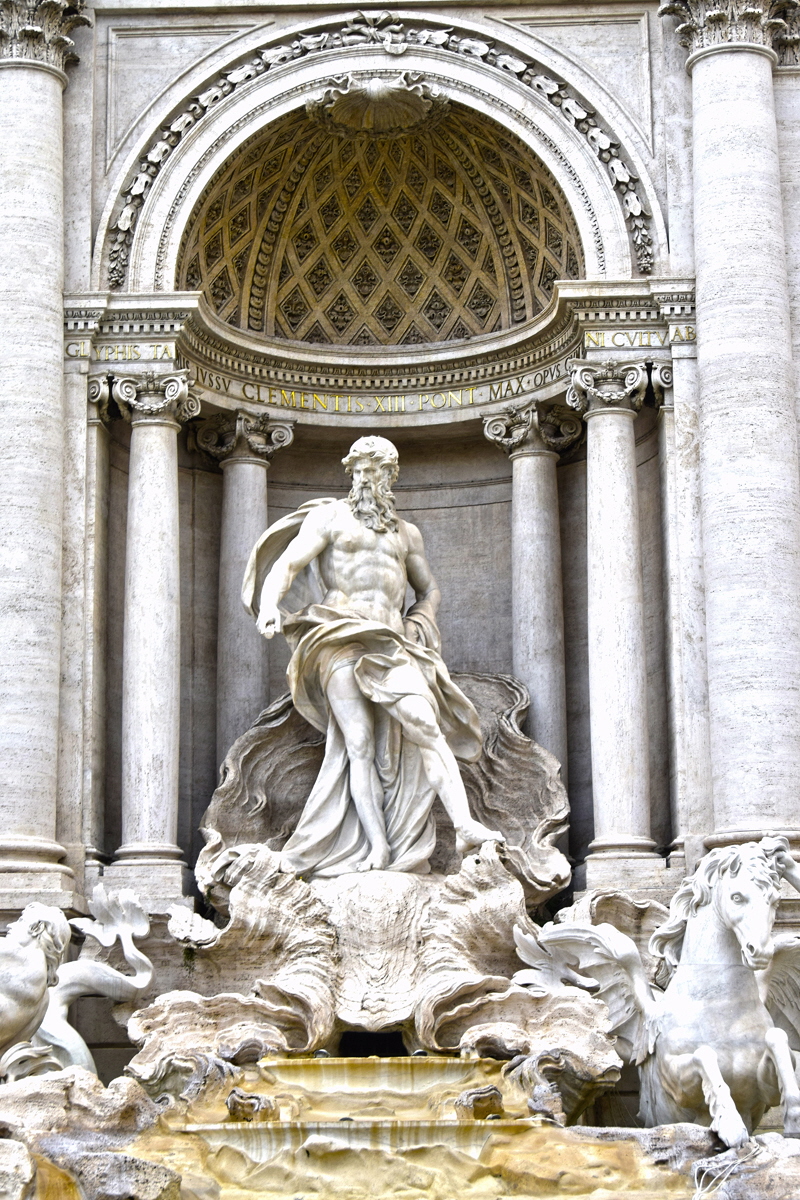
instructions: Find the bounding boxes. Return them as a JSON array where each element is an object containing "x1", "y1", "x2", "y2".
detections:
[{"x1": 257, "y1": 508, "x2": 330, "y2": 637}]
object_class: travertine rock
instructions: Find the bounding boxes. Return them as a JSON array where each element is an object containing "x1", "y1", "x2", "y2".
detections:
[
  {"x1": 0, "y1": 1140, "x2": 36, "y2": 1200},
  {"x1": 693, "y1": 1133, "x2": 800, "y2": 1199},
  {"x1": 66, "y1": 1152, "x2": 181, "y2": 1200},
  {"x1": 0, "y1": 1066, "x2": 159, "y2": 1137}
]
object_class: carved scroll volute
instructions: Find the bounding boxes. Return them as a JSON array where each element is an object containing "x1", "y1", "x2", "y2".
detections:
[
  {"x1": 484, "y1": 401, "x2": 582, "y2": 457},
  {"x1": 111, "y1": 370, "x2": 200, "y2": 424},
  {"x1": 567, "y1": 359, "x2": 652, "y2": 417},
  {"x1": 195, "y1": 411, "x2": 295, "y2": 464}
]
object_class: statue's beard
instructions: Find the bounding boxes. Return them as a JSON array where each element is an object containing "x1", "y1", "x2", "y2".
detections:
[{"x1": 347, "y1": 476, "x2": 398, "y2": 533}]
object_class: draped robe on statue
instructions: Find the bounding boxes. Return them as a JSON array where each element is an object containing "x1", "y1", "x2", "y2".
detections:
[{"x1": 242, "y1": 500, "x2": 483, "y2": 877}]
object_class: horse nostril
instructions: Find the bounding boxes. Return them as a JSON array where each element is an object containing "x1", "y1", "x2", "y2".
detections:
[{"x1": 746, "y1": 942, "x2": 757, "y2": 956}]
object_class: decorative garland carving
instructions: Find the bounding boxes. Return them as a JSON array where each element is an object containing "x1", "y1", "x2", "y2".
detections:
[
  {"x1": 0, "y1": 0, "x2": 90, "y2": 72},
  {"x1": 195, "y1": 410, "x2": 295, "y2": 461},
  {"x1": 484, "y1": 401, "x2": 583, "y2": 456},
  {"x1": 106, "y1": 10, "x2": 654, "y2": 288},
  {"x1": 110, "y1": 370, "x2": 201, "y2": 424}
]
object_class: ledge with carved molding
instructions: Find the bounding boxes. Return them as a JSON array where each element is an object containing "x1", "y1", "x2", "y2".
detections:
[
  {"x1": 195, "y1": 410, "x2": 295, "y2": 464},
  {"x1": 0, "y1": 0, "x2": 91, "y2": 75},
  {"x1": 567, "y1": 359, "x2": 658, "y2": 417},
  {"x1": 483, "y1": 401, "x2": 583, "y2": 458},
  {"x1": 110, "y1": 371, "x2": 201, "y2": 425},
  {"x1": 658, "y1": 0, "x2": 799, "y2": 62}
]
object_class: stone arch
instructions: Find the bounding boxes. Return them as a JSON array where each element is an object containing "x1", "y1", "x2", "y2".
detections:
[
  {"x1": 174, "y1": 99, "x2": 586, "y2": 346},
  {"x1": 93, "y1": 12, "x2": 668, "y2": 298}
]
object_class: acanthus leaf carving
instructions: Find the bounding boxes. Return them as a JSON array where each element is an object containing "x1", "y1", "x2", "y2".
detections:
[
  {"x1": 0, "y1": 0, "x2": 91, "y2": 73},
  {"x1": 658, "y1": 0, "x2": 798, "y2": 57}
]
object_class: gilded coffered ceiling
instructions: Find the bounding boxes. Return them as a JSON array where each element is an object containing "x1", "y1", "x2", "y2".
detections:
[{"x1": 177, "y1": 99, "x2": 584, "y2": 347}]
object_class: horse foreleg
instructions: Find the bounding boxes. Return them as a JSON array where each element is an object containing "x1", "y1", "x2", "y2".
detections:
[
  {"x1": 688, "y1": 1045, "x2": 750, "y2": 1148},
  {"x1": 764, "y1": 1027, "x2": 800, "y2": 1138}
]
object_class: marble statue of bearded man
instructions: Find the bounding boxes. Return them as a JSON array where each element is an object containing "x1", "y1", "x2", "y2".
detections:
[{"x1": 242, "y1": 435, "x2": 500, "y2": 877}]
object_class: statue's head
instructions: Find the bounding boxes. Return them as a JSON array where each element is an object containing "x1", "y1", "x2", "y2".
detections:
[
  {"x1": 9, "y1": 903, "x2": 71, "y2": 985},
  {"x1": 342, "y1": 436, "x2": 399, "y2": 481},
  {"x1": 343, "y1": 436, "x2": 399, "y2": 532}
]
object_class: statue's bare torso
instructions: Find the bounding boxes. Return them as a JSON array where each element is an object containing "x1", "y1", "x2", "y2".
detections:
[{"x1": 255, "y1": 440, "x2": 500, "y2": 871}]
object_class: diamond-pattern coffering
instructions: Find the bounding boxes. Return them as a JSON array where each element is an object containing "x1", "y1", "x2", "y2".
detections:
[{"x1": 178, "y1": 101, "x2": 584, "y2": 341}]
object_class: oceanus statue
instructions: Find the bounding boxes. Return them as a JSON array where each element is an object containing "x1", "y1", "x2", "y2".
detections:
[{"x1": 514, "y1": 836, "x2": 800, "y2": 1147}]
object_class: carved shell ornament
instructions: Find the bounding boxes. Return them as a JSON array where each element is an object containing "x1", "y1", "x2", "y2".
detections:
[{"x1": 306, "y1": 73, "x2": 450, "y2": 138}]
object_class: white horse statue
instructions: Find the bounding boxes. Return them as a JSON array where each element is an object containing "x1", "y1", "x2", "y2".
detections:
[{"x1": 514, "y1": 836, "x2": 800, "y2": 1147}]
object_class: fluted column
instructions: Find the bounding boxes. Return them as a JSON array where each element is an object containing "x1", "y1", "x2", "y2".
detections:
[
  {"x1": 483, "y1": 401, "x2": 580, "y2": 778},
  {"x1": 107, "y1": 372, "x2": 199, "y2": 905},
  {"x1": 0, "y1": 0, "x2": 89, "y2": 908},
  {"x1": 197, "y1": 412, "x2": 294, "y2": 764},
  {"x1": 661, "y1": 0, "x2": 800, "y2": 849},
  {"x1": 569, "y1": 361, "x2": 661, "y2": 887}
]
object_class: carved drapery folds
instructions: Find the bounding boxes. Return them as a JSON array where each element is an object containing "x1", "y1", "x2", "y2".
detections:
[
  {"x1": 658, "y1": 0, "x2": 800, "y2": 59},
  {"x1": 196, "y1": 410, "x2": 295, "y2": 463},
  {"x1": 110, "y1": 371, "x2": 200, "y2": 425},
  {"x1": 483, "y1": 402, "x2": 582, "y2": 457},
  {"x1": 0, "y1": 0, "x2": 90, "y2": 72}
]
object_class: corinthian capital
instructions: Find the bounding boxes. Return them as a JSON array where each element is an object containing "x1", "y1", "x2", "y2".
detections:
[
  {"x1": 196, "y1": 411, "x2": 295, "y2": 464},
  {"x1": 483, "y1": 401, "x2": 582, "y2": 457},
  {"x1": 0, "y1": 0, "x2": 91, "y2": 72},
  {"x1": 658, "y1": 0, "x2": 793, "y2": 55},
  {"x1": 567, "y1": 360, "x2": 651, "y2": 417},
  {"x1": 111, "y1": 371, "x2": 200, "y2": 425}
]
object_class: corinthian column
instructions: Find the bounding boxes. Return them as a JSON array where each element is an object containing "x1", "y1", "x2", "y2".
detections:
[
  {"x1": 661, "y1": 0, "x2": 800, "y2": 849},
  {"x1": 569, "y1": 361, "x2": 661, "y2": 887},
  {"x1": 107, "y1": 372, "x2": 199, "y2": 907},
  {"x1": 0, "y1": 0, "x2": 89, "y2": 909},
  {"x1": 483, "y1": 402, "x2": 580, "y2": 779},
  {"x1": 197, "y1": 411, "x2": 294, "y2": 764}
]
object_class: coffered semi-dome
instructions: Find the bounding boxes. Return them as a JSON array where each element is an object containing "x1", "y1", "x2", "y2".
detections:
[{"x1": 177, "y1": 97, "x2": 584, "y2": 347}]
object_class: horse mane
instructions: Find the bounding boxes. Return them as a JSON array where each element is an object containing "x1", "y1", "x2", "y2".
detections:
[{"x1": 649, "y1": 843, "x2": 781, "y2": 983}]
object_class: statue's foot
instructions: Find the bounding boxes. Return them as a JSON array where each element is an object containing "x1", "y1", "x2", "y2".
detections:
[
  {"x1": 357, "y1": 843, "x2": 390, "y2": 871},
  {"x1": 455, "y1": 822, "x2": 503, "y2": 855},
  {"x1": 784, "y1": 1102, "x2": 800, "y2": 1138}
]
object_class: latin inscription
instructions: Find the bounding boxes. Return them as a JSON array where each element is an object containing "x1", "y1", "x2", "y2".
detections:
[
  {"x1": 66, "y1": 342, "x2": 176, "y2": 361},
  {"x1": 584, "y1": 326, "x2": 695, "y2": 349}
]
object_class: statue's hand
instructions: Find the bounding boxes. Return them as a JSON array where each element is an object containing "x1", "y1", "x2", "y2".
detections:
[{"x1": 257, "y1": 603, "x2": 281, "y2": 639}]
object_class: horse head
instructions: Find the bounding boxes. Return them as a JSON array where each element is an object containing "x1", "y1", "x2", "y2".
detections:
[{"x1": 651, "y1": 838, "x2": 783, "y2": 977}]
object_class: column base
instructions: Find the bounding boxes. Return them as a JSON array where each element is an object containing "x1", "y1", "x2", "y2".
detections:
[
  {"x1": 0, "y1": 836, "x2": 86, "y2": 921},
  {"x1": 573, "y1": 839, "x2": 683, "y2": 903},
  {"x1": 105, "y1": 844, "x2": 192, "y2": 913},
  {"x1": 704, "y1": 828, "x2": 800, "y2": 854}
]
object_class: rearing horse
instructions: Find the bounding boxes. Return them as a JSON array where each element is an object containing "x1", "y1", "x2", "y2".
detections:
[{"x1": 514, "y1": 837, "x2": 800, "y2": 1147}]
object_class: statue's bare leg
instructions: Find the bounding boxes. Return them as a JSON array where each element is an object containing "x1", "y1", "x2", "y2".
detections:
[
  {"x1": 326, "y1": 665, "x2": 390, "y2": 870},
  {"x1": 393, "y1": 695, "x2": 502, "y2": 853},
  {"x1": 763, "y1": 1027, "x2": 800, "y2": 1136}
]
